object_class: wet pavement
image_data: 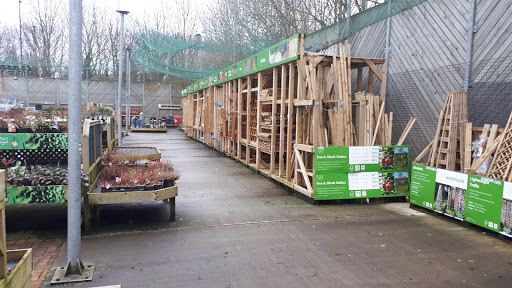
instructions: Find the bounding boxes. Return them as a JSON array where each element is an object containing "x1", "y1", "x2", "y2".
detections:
[{"x1": 7, "y1": 128, "x2": 512, "y2": 288}]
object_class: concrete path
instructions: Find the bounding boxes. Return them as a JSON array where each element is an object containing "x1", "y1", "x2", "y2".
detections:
[{"x1": 43, "y1": 128, "x2": 511, "y2": 287}]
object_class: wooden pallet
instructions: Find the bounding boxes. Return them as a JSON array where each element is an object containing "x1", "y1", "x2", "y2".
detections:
[{"x1": 486, "y1": 112, "x2": 512, "y2": 181}]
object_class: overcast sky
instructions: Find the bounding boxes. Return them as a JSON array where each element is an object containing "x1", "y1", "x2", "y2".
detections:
[{"x1": 1, "y1": 0, "x2": 179, "y2": 26}]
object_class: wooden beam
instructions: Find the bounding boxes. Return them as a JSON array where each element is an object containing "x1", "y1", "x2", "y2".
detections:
[
  {"x1": 413, "y1": 141, "x2": 433, "y2": 164},
  {"x1": 397, "y1": 117, "x2": 417, "y2": 145},
  {"x1": 286, "y1": 62, "x2": 296, "y2": 182},
  {"x1": 371, "y1": 101, "x2": 386, "y2": 146},
  {"x1": 294, "y1": 149, "x2": 313, "y2": 193},
  {"x1": 364, "y1": 59, "x2": 383, "y2": 81}
]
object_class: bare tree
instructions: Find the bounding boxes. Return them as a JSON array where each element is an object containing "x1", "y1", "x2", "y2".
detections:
[{"x1": 22, "y1": 0, "x2": 67, "y2": 77}]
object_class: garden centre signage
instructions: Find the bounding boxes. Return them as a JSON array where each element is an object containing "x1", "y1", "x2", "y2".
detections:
[
  {"x1": 314, "y1": 146, "x2": 410, "y2": 200},
  {"x1": 183, "y1": 34, "x2": 300, "y2": 95},
  {"x1": 411, "y1": 164, "x2": 512, "y2": 238},
  {"x1": 316, "y1": 146, "x2": 410, "y2": 173},
  {"x1": 0, "y1": 133, "x2": 68, "y2": 150}
]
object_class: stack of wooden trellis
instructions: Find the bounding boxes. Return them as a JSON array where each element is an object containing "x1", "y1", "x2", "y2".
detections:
[
  {"x1": 416, "y1": 90, "x2": 512, "y2": 180},
  {"x1": 301, "y1": 43, "x2": 416, "y2": 148}
]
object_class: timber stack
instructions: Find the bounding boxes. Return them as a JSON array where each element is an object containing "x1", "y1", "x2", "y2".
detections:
[{"x1": 182, "y1": 34, "x2": 416, "y2": 199}]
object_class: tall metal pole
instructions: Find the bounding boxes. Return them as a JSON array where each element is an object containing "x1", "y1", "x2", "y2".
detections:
[
  {"x1": 116, "y1": 10, "x2": 129, "y2": 146},
  {"x1": 67, "y1": 0, "x2": 82, "y2": 272},
  {"x1": 126, "y1": 49, "x2": 131, "y2": 130},
  {"x1": 18, "y1": 0, "x2": 23, "y2": 65},
  {"x1": 50, "y1": 0, "x2": 94, "y2": 283},
  {"x1": 463, "y1": 0, "x2": 477, "y2": 91},
  {"x1": 142, "y1": 72, "x2": 146, "y2": 113},
  {"x1": 86, "y1": 68, "x2": 89, "y2": 103},
  {"x1": 345, "y1": 0, "x2": 351, "y2": 52},
  {"x1": 142, "y1": 82, "x2": 146, "y2": 113},
  {"x1": 385, "y1": 0, "x2": 392, "y2": 61},
  {"x1": 56, "y1": 77, "x2": 60, "y2": 108}
]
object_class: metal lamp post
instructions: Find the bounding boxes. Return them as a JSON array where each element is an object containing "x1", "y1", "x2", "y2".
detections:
[
  {"x1": 126, "y1": 48, "x2": 131, "y2": 132},
  {"x1": 116, "y1": 9, "x2": 129, "y2": 146}
]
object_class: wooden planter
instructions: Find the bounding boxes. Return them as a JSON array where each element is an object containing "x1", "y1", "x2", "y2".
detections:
[
  {"x1": 111, "y1": 146, "x2": 162, "y2": 161},
  {"x1": 85, "y1": 185, "x2": 178, "y2": 228},
  {"x1": 0, "y1": 249, "x2": 33, "y2": 288},
  {"x1": 1, "y1": 170, "x2": 33, "y2": 288}
]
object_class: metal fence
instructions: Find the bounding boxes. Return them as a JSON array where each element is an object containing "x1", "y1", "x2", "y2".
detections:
[{"x1": 0, "y1": 76, "x2": 183, "y2": 117}]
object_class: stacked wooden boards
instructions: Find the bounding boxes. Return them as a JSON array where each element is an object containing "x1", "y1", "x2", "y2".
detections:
[{"x1": 182, "y1": 36, "x2": 416, "y2": 199}]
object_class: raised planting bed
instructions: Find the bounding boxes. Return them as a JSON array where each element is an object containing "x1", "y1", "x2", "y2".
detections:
[
  {"x1": 130, "y1": 127, "x2": 168, "y2": 133},
  {"x1": 100, "y1": 160, "x2": 179, "y2": 192},
  {"x1": 0, "y1": 249, "x2": 33, "y2": 288},
  {"x1": 111, "y1": 147, "x2": 161, "y2": 161}
]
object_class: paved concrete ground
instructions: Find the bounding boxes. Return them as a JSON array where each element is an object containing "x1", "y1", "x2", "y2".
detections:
[{"x1": 10, "y1": 128, "x2": 511, "y2": 288}]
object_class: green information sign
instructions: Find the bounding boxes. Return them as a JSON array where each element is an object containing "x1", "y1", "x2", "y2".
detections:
[
  {"x1": 411, "y1": 164, "x2": 512, "y2": 237},
  {"x1": 183, "y1": 34, "x2": 300, "y2": 95},
  {"x1": 6, "y1": 186, "x2": 67, "y2": 205},
  {"x1": 0, "y1": 133, "x2": 68, "y2": 150},
  {"x1": 314, "y1": 171, "x2": 410, "y2": 200},
  {"x1": 466, "y1": 176, "x2": 503, "y2": 232},
  {"x1": 410, "y1": 164, "x2": 437, "y2": 210},
  {"x1": 315, "y1": 146, "x2": 410, "y2": 173},
  {"x1": 500, "y1": 182, "x2": 512, "y2": 238}
]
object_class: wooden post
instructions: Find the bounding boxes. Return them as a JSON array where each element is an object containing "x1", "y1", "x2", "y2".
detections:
[
  {"x1": 237, "y1": 78, "x2": 242, "y2": 160},
  {"x1": 287, "y1": 62, "x2": 296, "y2": 181},
  {"x1": 279, "y1": 65, "x2": 287, "y2": 177}
]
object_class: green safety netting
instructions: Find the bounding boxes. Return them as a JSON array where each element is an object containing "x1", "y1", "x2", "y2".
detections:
[
  {"x1": 135, "y1": 0, "x2": 427, "y2": 80},
  {"x1": 305, "y1": 0, "x2": 427, "y2": 52},
  {"x1": 1, "y1": 0, "x2": 427, "y2": 80}
]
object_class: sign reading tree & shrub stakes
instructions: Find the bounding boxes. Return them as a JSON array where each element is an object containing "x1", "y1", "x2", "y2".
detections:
[{"x1": 314, "y1": 146, "x2": 411, "y2": 200}]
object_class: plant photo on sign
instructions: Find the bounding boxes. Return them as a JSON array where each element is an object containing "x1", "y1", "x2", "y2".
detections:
[
  {"x1": 434, "y1": 183, "x2": 466, "y2": 219},
  {"x1": 380, "y1": 147, "x2": 395, "y2": 170},
  {"x1": 6, "y1": 186, "x2": 66, "y2": 204},
  {"x1": 500, "y1": 187, "x2": 512, "y2": 237},
  {"x1": 394, "y1": 147, "x2": 409, "y2": 170},
  {"x1": 29, "y1": 133, "x2": 68, "y2": 150},
  {"x1": 380, "y1": 172, "x2": 410, "y2": 196}
]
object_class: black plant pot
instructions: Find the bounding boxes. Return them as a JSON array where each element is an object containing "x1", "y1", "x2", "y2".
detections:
[
  {"x1": 163, "y1": 180, "x2": 175, "y2": 188},
  {"x1": 16, "y1": 127, "x2": 34, "y2": 133},
  {"x1": 0, "y1": 128, "x2": 8, "y2": 133},
  {"x1": 144, "y1": 185, "x2": 154, "y2": 191},
  {"x1": 101, "y1": 186, "x2": 111, "y2": 192},
  {"x1": 154, "y1": 184, "x2": 162, "y2": 190}
]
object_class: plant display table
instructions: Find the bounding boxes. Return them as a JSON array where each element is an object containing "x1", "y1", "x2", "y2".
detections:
[{"x1": 0, "y1": 133, "x2": 68, "y2": 205}]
